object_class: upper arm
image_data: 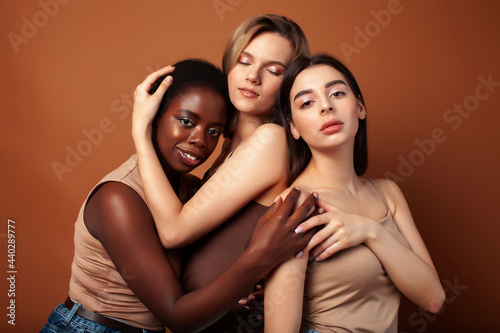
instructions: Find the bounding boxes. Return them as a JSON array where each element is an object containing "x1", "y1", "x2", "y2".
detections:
[
  {"x1": 375, "y1": 178, "x2": 437, "y2": 271},
  {"x1": 84, "y1": 182, "x2": 185, "y2": 323},
  {"x1": 175, "y1": 124, "x2": 289, "y2": 246}
]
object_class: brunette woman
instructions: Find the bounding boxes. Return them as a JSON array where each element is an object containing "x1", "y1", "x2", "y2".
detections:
[
  {"x1": 131, "y1": 15, "x2": 313, "y2": 331},
  {"x1": 264, "y1": 54, "x2": 446, "y2": 333}
]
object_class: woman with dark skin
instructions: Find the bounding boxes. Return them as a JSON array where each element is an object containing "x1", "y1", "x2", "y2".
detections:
[
  {"x1": 131, "y1": 15, "x2": 313, "y2": 331},
  {"x1": 40, "y1": 59, "x2": 316, "y2": 333}
]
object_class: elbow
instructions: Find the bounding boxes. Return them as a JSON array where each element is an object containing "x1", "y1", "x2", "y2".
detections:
[
  {"x1": 157, "y1": 229, "x2": 185, "y2": 249},
  {"x1": 424, "y1": 288, "x2": 445, "y2": 314}
]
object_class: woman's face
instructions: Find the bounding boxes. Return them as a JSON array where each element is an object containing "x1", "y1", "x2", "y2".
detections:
[
  {"x1": 227, "y1": 32, "x2": 294, "y2": 118},
  {"x1": 288, "y1": 64, "x2": 365, "y2": 152},
  {"x1": 155, "y1": 87, "x2": 227, "y2": 173}
]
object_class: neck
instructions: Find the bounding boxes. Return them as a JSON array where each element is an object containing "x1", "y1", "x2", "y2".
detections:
[
  {"x1": 230, "y1": 112, "x2": 267, "y2": 148},
  {"x1": 302, "y1": 145, "x2": 361, "y2": 193}
]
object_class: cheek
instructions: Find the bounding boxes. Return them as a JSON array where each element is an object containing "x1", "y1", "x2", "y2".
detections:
[{"x1": 263, "y1": 78, "x2": 282, "y2": 97}]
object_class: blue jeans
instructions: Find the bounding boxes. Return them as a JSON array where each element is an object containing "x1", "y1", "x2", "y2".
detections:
[
  {"x1": 303, "y1": 329, "x2": 320, "y2": 333},
  {"x1": 40, "y1": 302, "x2": 133, "y2": 333}
]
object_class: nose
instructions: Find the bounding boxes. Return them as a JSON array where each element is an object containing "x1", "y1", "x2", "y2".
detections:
[
  {"x1": 321, "y1": 98, "x2": 334, "y2": 114},
  {"x1": 188, "y1": 127, "x2": 207, "y2": 149},
  {"x1": 246, "y1": 68, "x2": 261, "y2": 85},
  {"x1": 321, "y1": 106, "x2": 333, "y2": 113}
]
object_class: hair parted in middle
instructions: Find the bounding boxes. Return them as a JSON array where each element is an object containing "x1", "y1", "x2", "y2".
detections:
[
  {"x1": 221, "y1": 14, "x2": 310, "y2": 136},
  {"x1": 273, "y1": 53, "x2": 368, "y2": 185},
  {"x1": 222, "y1": 14, "x2": 310, "y2": 75}
]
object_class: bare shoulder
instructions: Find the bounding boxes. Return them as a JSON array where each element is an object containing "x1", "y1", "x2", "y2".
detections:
[
  {"x1": 371, "y1": 178, "x2": 404, "y2": 197},
  {"x1": 85, "y1": 181, "x2": 152, "y2": 239},
  {"x1": 248, "y1": 123, "x2": 286, "y2": 146},
  {"x1": 370, "y1": 178, "x2": 408, "y2": 212},
  {"x1": 236, "y1": 123, "x2": 287, "y2": 162}
]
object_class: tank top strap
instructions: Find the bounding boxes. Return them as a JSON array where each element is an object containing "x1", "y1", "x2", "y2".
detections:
[{"x1": 367, "y1": 179, "x2": 391, "y2": 212}]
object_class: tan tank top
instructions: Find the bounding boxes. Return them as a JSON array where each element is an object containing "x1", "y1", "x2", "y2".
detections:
[
  {"x1": 302, "y1": 179, "x2": 410, "y2": 333},
  {"x1": 68, "y1": 155, "x2": 164, "y2": 330}
]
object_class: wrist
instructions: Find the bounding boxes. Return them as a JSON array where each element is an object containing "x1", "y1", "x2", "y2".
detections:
[
  {"x1": 240, "y1": 244, "x2": 271, "y2": 280},
  {"x1": 132, "y1": 125, "x2": 152, "y2": 143},
  {"x1": 365, "y1": 219, "x2": 381, "y2": 246}
]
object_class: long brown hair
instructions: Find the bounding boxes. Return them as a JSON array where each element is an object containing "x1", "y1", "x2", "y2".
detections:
[{"x1": 273, "y1": 54, "x2": 368, "y2": 185}]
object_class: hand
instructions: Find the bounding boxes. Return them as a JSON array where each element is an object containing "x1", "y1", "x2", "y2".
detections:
[
  {"x1": 236, "y1": 282, "x2": 264, "y2": 318},
  {"x1": 132, "y1": 66, "x2": 175, "y2": 139},
  {"x1": 246, "y1": 188, "x2": 318, "y2": 277},
  {"x1": 295, "y1": 199, "x2": 375, "y2": 261}
]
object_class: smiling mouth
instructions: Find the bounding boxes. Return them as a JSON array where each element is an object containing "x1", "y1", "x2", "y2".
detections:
[{"x1": 178, "y1": 149, "x2": 203, "y2": 166}]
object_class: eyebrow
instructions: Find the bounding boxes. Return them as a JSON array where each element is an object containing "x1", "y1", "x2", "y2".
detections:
[
  {"x1": 293, "y1": 80, "x2": 347, "y2": 102},
  {"x1": 179, "y1": 109, "x2": 225, "y2": 127},
  {"x1": 240, "y1": 51, "x2": 288, "y2": 69}
]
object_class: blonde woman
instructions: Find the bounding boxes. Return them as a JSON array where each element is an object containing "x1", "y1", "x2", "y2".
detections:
[{"x1": 132, "y1": 15, "x2": 313, "y2": 331}]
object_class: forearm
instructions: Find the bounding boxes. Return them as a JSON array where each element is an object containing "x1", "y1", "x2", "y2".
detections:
[
  {"x1": 366, "y1": 223, "x2": 445, "y2": 313},
  {"x1": 133, "y1": 132, "x2": 186, "y2": 248},
  {"x1": 165, "y1": 248, "x2": 269, "y2": 332},
  {"x1": 264, "y1": 256, "x2": 307, "y2": 333}
]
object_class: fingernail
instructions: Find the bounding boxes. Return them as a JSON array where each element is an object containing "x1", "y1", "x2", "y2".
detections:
[
  {"x1": 166, "y1": 76, "x2": 173, "y2": 83},
  {"x1": 274, "y1": 195, "x2": 280, "y2": 203},
  {"x1": 238, "y1": 299, "x2": 247, "y2": 304},
  {"x1": 314, "y1": 256, "x2": 321, "y2": 261},
  {"x1": 295, "y1": 251, "x2": 303, "y2": 258},
  {"x1": 257, "y1": 314, "x2": 264, "y2": 321},
  {"x1": 294, "y1": 226, "x2": 303, "y2": 233},
  {"x1": 319, "y1": 207, "x2": 325, "y2": 214},
  {"x1": 312, "y1": 192, "x2": 319, "y2": 198}
]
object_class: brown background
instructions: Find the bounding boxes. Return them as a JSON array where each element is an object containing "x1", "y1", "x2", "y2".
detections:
[{"x1": 1, "y1": 1, "x2": 499, "y2": 332}]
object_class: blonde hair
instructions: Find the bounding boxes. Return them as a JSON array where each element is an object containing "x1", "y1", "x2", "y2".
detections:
[
  {"x1": 222, "y1": 14, "x2": 310, "y2": 75},
  {"x1": 221, "y1": 14, "x2": 310, "y2": 137}
]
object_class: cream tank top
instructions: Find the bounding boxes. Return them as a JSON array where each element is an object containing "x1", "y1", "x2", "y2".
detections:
[
  {"x1": 301, "y1": 179, "x2": 410, "y2": 333},
  {"x1": 68, "y1": 155, "x2": 164, "y2": 331}
]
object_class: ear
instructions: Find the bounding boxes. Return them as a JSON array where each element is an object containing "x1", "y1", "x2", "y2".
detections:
[
  {"x1": 357, "y1": 96, "x2": 366, "y2": 120},
  {"x1": 287, "y1": 118, "x2": 301, "y2": 140}
]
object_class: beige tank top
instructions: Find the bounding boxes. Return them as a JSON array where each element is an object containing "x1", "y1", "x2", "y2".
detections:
[
  {"x1": 301, "y1": 179, "x2": 410, "y2": 333},
  {"x1": 68, "y1": 155, "x2": 164, "y2": 330}
]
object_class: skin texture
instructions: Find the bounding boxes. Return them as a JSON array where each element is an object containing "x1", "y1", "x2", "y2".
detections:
[
  {"x1": 82, "y1": 67, "x2": 318, "y2": 332},
  {"x1": 131, "y1": 34, "x2": 298, "y2": 249},
  {"x1": 154, "y1": 87, "x2": 226, "y2": 174},
  {"x1": 264, "y1": 63, "x2": 445, "y2": 332},
  {"x1": 227, "y1": 32, "x2": 293, "y2": 121}
]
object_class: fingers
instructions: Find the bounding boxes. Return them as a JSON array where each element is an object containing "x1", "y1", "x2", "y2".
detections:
[
  {"x1": 257, "y1": 196, "x2": 282, "y2": 225},
  {"x1": 311, "y1": 240, "x2": 346, "y2": 261},
  {"x1": 315, "y1": 198, "x2": 337, "y2": 212},
  {"x1": 136, "y1": 66, "x2": 175, "y2": 95},
  {"x1": 294, "y1": 213, "x2": 330, "y2": 234},
  {"x1": 282, "y1": 190, "x2": 317, "y2": 229},
  {"x1": 278, "y1": 187, "x2": 301, "y2": 215}
]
